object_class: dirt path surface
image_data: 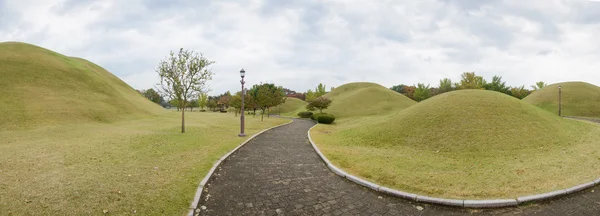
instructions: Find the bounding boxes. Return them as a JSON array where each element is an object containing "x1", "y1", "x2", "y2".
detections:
[{"x1": 197, "y1": 118, "x2": 600, "y2": 216}]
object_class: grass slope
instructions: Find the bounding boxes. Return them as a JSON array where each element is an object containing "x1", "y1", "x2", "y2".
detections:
[
  {"x1": 0, "y1": 42, "x2": 164, "y2": 130},
  {"x1": 311, "y1": 90, "x2": 600, "y2": 199},
  {"x1": 271, "y1": 97, "x2": 307, "y2": 116},
  {"x1": 322, "y1": 82, "x2": 416, "y2": 118},
  {"x1": 0, "y1": 111, "x2": 289, "y2": 215},
  {"x1": 524, "y1": 82, "x2": 600, "y2": 118}
]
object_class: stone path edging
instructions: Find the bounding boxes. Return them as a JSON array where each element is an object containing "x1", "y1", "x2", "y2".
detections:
[
  {"x1": 186, "y1": 120, "x2": 293, "y2": 216},
  {"x1": 307, "y1": 123, "x2": 600, "y2": 208}
]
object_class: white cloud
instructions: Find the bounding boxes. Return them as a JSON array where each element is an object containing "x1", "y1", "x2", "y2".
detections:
[{"x1": 1, "y1": 0, "x2": 600, "y2": 95}]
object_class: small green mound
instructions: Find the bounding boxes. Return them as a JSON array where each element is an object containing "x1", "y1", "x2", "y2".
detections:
[
  {"x1": 323, "y1": 82, "x2": 416, "y2": 118},
  {"x1": 0, "y1": 42, "x2": 164, "y2": 130},
  {"x1": 524, "y1": 82, "x2": 600, "y2": 118},
  {"x1": 271, "y1": 97, "x2": 307, "y2": 115}
]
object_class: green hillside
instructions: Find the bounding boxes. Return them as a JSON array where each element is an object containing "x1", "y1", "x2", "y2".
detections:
[
  {"x1": 312, "y1": 90, "x2": 600, "y2": 198},
  {"x1": 524, "y1": 82, "x2": 600, "y2": 118},
  {"x1": 0, "y1": 42, "x2": 164, "y2": 130},
  {"x1": 271, "y1": 97, "x2": 307, "y2": 115},
  {"x1": 322, "y1": 82, "x2": 416, "y2": 118}
]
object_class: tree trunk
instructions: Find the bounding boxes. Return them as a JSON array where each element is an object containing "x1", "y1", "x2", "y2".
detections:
[
  {"x1": 181, "y1": 107, "x2": 185, "y2": 133},
  {"x1": 261, "y1": 109, "x2": 264, "y2": 121},
  {"x1": 267, "y1": 108, "x2": 270, "y2": 118},
  {"x1": 235, "y1": 109, "x2": 238, "y2": 117}
]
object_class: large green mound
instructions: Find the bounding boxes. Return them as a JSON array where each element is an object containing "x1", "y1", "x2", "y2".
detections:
[
  {"x1": 0, "y1": 42, "x2": 164, "y2": 129},
  {"x1": 323, "y1": 82, "x2": 416, "y2": 118},
  {"x1": 271, "y1": 97, "x2": 307, "y2": 115},
  {"x1": 335, "y1": 90, "x2": 593, "y2": 152},
  {"x1": 524, "y1": 82, "x2": 600, "y2": 118},
  {"x1": 312, "y1": 89, "x2": 600, "y2": 198}
]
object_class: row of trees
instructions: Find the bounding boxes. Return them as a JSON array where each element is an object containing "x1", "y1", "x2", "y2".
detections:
[
  {"x1": 242, "y1": 83, "x2": 286, "y2": 120},
  {"x1": 166, "y1": 83, "x2": 287, "y2": 121},
  {"x1": 390, "y1": 72, "x2": 548, "y2": 101},
  {"x1": 281, "y1": 83, "x2": 333, "y2": 102}
]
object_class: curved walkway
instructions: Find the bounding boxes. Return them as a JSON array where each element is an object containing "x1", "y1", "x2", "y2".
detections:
[{"x1": 197, "y1": 119, "x2": 600, "y2": 215}]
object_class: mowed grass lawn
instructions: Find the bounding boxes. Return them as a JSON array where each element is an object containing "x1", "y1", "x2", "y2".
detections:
[
  {"x1": 312, "y1": 117, "x2": 600, "y2": 199},
  {"x1": 310, "y1": 90, "x2": 600, "y2": 199},
  {"x1": 0, "y1": 111, "x2": 289, "y2": 215}
]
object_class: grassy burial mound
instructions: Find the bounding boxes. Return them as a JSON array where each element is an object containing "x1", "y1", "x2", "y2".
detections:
[
  {"x1": 311, "y1": 90, "x2": 600, "y2": 199},
  {"x1": 0, "y1": 42, "x2": 291, "y2": 215},
  {"x1": 524, "y1": 82, "x2": 600, "y2": 118},
  {"x1": 0, "y1": 42, "x2": 164, "y2": 130},
  {"x1": 321, "y1": 82, "x2": 416, "y2": 118},
  {"x1": 271, "y1": 97, "x2": 307, "y2": 115}
]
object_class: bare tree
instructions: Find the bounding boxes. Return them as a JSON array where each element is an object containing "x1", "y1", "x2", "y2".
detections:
[{"x1": 156, "y1": 48, "x2": 214, "y2": 133}]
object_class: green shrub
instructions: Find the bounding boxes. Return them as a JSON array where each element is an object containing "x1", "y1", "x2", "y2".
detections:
[
  {"x1": 297, "y1": 111, "x2": 313, "y2": 118},
  {"x1": 317, "y1": 114, "x2": 335, "y2": 124},
  {"x1": 311, "y1": 113, "x2": 328, "y2": 121}
]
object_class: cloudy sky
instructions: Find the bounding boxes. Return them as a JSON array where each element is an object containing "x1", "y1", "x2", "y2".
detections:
[{"x1": 2, "y1": 0, "x2": 600, "y2": 94}]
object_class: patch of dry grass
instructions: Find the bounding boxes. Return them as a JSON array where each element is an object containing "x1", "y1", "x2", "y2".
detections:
[{"x1": 0, "y1": 111, "x2": 289, "y2": 215}]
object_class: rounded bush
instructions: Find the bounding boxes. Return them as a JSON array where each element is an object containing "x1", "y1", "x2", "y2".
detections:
[
  {"x1": 317, "y1": 114, "x2": 335, "y2": 124},
  {"x1": 311, "y1": 113, "x2": 328, "y2": 121},
  {"x1": 297, "y1": 111, "x2": 313, "y2": 118}
]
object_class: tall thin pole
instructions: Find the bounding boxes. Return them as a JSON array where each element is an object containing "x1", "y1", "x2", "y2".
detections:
[
  {"x1": 558, "y1": 86, "x2": 562, "y2": 117},
  {"x1": 239, "y1": 77, "x2": 246, "y2": 137}
]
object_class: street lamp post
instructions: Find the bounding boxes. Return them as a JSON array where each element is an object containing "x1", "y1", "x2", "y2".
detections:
[
  {"x1": 558, "y1": 85, "x2": 562, "y2": 117},
  {"x1": 239, "y1": 69, "x2": 246, "y2": 137}
]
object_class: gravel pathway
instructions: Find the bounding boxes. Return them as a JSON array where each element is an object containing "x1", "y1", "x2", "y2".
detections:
[{"x1": 197, "y1": 119, "x2": 600, "y2": 216}]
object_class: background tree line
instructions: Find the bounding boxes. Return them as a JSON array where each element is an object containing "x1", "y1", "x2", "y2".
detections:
[{"x1": 390, "y1": 72, "x2": 548, "y2": 102}]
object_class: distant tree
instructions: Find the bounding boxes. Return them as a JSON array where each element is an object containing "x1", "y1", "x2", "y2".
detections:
[
  {"x1": 142, "y1": 88, "x2": 162, "y2": 104},
  {"x1": 283, "y1": 88, "x2": 296, "y2": 95},
  {"x1": 186, "y1": 99, "x2": 199, "y2": 111},
  {"x1": 207, "y1": 99, "x2": 218, "y2": 111},
  {"x1": 413, "y1": 83, "x2": 431, "y2": 102},
  {"x1": 159, "y1": 97, "x2": 170, "y2": 108},
  {"x1": 315, "y1": 83, "x2": 327, "y2": 97},
  {"x1": 251, "y1": 83, "x2": 285, "y2": 121},
  {"x1": 390, "y1": 84, "x2": 405, "y2": 94},
  {"x1": 305, "y1": 89, "x2": 316, "y2": 102},
  {"x1": 169, "y1": 99, "x2": 181, "y2": 111},
  {"x1": 244, "y1": 92, "x2": 257, "y2": 116},
  {"x1": 306, "y1": 96, "x2": 332, "y2": 113},
  {"x1": 156, "y1": 48, "x2": 214, "y2": 133},
  {"x1": 287, "y1": 93, "x2": 306, "y2": 101},
  {"x1": 266, "y1": 86, "x2": 286, "y2": 117},
  {"x1": 255, "y1": 85, "x2": 271, "y2": 121},
  {"x1": 230, "y1": 91, "x2": 242, "y2": 116},
  {"x1": 438, "y1": 78, "x2": 453, "y2": 94},
  {"x1": 403, "y1": 85, "x2": 417, "y2": 100},
  {"x1": 531, "y1": 81, "x2": 548, "y2": 91},
  {"x1": 509, "y1": 85, "x2": 532, "y2": 99},
  {"x1": 198, "y1": 92, "x2": 208, "y2": 111},
  {"x1": 457, "y1": 72, "x2": 486, "y2": 89},
  {"x1": 218, "y1": 91, "x2": 232, "y2": 111},
  {"x1": 483, "y1": 75, "x2": 510, "y2": 94}
]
